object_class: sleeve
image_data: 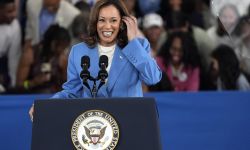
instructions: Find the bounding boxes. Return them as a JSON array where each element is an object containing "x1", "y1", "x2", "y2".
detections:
[
  {"x1": 121, "y1": 38, "x2": 162, "y2": 85},
  {"x1": 237, "y1": 74, "x2": 250, "y2": 91},
  {"x1": 24, "y1": 0, "x2": 32, "y2": 41},
  {"x1": 51, "y1": 45, "x2": 83, "y2": 99},
  {"x1": 8, "y1": 20, "x2": 22, "y2": 87}
]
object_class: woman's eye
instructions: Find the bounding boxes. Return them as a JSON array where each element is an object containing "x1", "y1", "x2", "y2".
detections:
[{"x1": 98, "y1": 19, "x2": 105, "y2": 22}]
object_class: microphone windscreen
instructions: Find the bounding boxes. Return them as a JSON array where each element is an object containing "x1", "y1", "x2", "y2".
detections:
[
  {"x1": 99, "y1": 55, "x2": 108, "y2": 68},
  {"x1": 81, "y1": 55, "x2": 90, "y2": 68}
]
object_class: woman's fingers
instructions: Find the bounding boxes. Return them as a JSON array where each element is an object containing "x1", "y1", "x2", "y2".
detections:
[
  {"x1": 122, "y1": 15, "x2": 138, "y2": 41},
  {"x1": 29, "y1": 104, "x2": 34, "y2": 122}
]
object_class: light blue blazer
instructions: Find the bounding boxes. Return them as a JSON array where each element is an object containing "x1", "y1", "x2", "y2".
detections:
[{"x1": 52, "y1": 38, "x2": 162, "y2": 98}]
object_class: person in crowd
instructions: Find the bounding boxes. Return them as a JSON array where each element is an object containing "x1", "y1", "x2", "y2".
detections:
[
  {"x1": 24, "y1": 0, "x2": 80, "y2": 50},
  {"x1": 209, "y1": 45, "x2": 250, "y2": 91},
  {"x1": 207, "y1": 4, "x2": 240, "y2": 48},
  {"x1": 71, "y1": 1, "x2": 91, "y2": 45},
  {"x1": 233, "y1": 15, "x2": 250, "y2": 76},
  {"x1": 166, "y1": 12, "x2": 215, "y2": 74},
  {"x1": 142, "y1": 13, "x2": 166, "y2": 57},
  {"x1": 137, "y1": 0, "x2": 161, "y2": 16},
  {"x1": 0, "y1": 0, "x2": 21, "y2": 93},
  {"x1": 248, "y1": 4, "x2": 250, "y2": 16},
  {"x1": 196, "y1": 0, "x2": 216, "y2": 29},
  {"x1": 29, "y1": 0, "x2": 162, "y2": 119},
  {"x1": 74, "y1": 0, "x2": 91, "y2": 15},
  {"x1": 157, "y1": 32, "x2": 201, "y2": 91},
  {"x1": 16, "y1": 25, "x2": 71, "y2": 93},
  {"x1": 158, "y1": 0, "x2": 205, "y2": 29},
  {"x1": 70, "y1": 14, "x2": 89, "y2": 45}
]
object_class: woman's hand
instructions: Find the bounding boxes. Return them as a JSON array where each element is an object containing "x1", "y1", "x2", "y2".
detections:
[
  {"x1": 122, "y1": 15, "x2": 140, "y2": 41},
  {"x1": 29, "y1": 104, "x2": 34, "y2": 122}
]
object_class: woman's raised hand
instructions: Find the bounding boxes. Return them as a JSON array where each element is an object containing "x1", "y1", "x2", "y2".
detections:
[{"x1": 122, "y1": 15, "x2": 140, "y2": 41}]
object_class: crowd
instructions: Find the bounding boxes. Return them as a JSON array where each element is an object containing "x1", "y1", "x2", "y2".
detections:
[{"x1": 1, "y1": 0, "x2": 250, "y2": 94}]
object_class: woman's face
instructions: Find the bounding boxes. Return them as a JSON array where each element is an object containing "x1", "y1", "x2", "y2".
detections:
[
  {"x1": 170, "y1": 37, "x2": 183, "y2": 65},
  {"x1": 43, "y1": 0, "x2": 60, "y2": 13},
  {"x1": 97, "y1": 5, "x2": 121, "y2": 46},
  {"x1": 169, "y1": 0, "x2": 182, "y2": 11},
  {"x1": 144, "y1": 26, "x2": 162, "y2": 43},
  {"x1": 220, "y1": 6, "x2": 238, "y2": 32}
]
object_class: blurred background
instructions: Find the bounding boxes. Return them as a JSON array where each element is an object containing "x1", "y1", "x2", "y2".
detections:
[{"x1": 1, "y1": 0, "x2": 250, "y2": 94}]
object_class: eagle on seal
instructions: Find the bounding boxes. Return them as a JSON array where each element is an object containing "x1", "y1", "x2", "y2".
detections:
[{"x1": 84, "y1": 126, "x2": 107, "y2": 145}]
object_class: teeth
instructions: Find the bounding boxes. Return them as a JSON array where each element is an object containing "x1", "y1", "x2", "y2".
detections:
[{"x1": 103, "y1": 32, "x2": 112, "y2": 37}]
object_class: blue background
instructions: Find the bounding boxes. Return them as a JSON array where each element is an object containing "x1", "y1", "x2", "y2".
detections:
[{"x1": 0, "y1": 92, "x2": 250, "y2": 150}]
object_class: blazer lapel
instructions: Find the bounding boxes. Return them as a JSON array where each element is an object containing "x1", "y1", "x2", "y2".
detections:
[{"x1": 107, "y1": 46, "x2": 128, "y2": 92}]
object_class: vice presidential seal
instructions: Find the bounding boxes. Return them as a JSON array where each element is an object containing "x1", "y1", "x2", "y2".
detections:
[{"x1": 71, "y1": 110, "x2": 119, "y2": 150}]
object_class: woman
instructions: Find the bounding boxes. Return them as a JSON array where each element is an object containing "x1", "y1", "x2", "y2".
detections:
[
  {"x1": 16, "y1": 24, "x2": 70, "y2": 93},
  {"x1": 209, "y1": 45, "x2": 250, "y2": 91},
  {"x1": 207, "y1": 4, "x2": 240, "y2": 48},
  {"x1": 157, "y1": 32, "x2": 201, "y2": 91},
  {"x1": 29, "y1": 0, "x2": 161, "y2": 120},
  {"x1": 234, "y1": 15, "x2": 250, "y2": 75}
]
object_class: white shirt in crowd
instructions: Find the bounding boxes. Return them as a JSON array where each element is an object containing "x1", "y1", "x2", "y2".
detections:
[{"x1": 0, "y1": 19, "x2": 21, "y2": 87}]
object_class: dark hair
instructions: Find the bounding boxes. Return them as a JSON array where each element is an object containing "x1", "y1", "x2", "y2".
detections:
[
  {"x1": 165, "y1": 12, "x2": 193, "y2": 33},
  {"x1": 42, "y1": 24, "x2": 71, "y2": 61},
  {"x1": 233, "y1": 15, "x2": 250, "y2": 36},
  {"x1": 74, "y1": 0, "x2": 91, "y2": 14},
  {"x1": 84, "y1": 0, "x2": 130, "y2": 48},
  {"x1": 211, "y1": 45, "x2": 240, "y2": 90},
  {"x1": 158, "y1": 32, "x2": 201, "y2": 68},
  {"x1": 0, "y1": 0, "x2": 14, "y2": 6},
  {"x1": 71, "y1": 14, "x2": 89, "y2": 39}
]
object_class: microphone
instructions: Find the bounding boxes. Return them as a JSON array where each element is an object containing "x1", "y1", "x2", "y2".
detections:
[
  {"x1": 81, "y1": 56, "x2": 90, "y2": 70},
  {"x1": 97, "y1": 55, "x2": 108, "y2": 91},
  {"x1": 80, "y1": 56, "x2": 91, "y2": 92},
  {"x1": 98, "y1": 55, "x2": 108, "y2": 82},
  {"x1": 80, "y1": 56, "x2": 90, "y2": 82},
  {"x1": 99, "y1": 55, "x2": 108, "y2": 69}
]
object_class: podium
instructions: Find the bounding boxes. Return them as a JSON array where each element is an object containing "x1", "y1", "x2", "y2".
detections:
[{"x1": 31, "y1": 98, "x2": 162, "y2": 150}]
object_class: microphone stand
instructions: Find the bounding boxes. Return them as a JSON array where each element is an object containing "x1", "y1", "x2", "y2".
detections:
[{"x1": 89, "y1": 77, "x2": 98, "y2": 99}]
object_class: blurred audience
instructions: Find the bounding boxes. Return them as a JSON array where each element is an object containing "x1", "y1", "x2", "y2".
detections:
[
  {"x1": 24, "y1": 0, "x2": 79, "y2": 49},
  {"x1": 0, "y1": 0, "x2": 21, "y2": 93},
  {"x1": 159, "y1": 0, "x2": 205, "y2": 29},
  {"x1": 74, "y1": 0, "x2": 91, "y2": 14},
  {"x1": 209, "y1": 45, "x2": 250, "y2": 91},
  {"x1": 16, "y1": 25, "x2": 70, "y2": 93},
  {"x1": 70, "y1": 1, "x2": 91, "y2": 45},
  {"x1": 234, "y1": 15, "x2": 250, "y2": 75},
  {"x1": 207, "y1": 4, "x2": 240, "y2": 48},
  {"x1": 1, "y1": 0, "x2": 249, "y2": 93},
  {"x1": 167, "y1": 12, "x2": 215, "y2": 72},
  {"x1": 156, "y1": 32, "x2": 201, "y2": 91},
  {"x1": 137, "y1": 0, "x2": 161, "y2": 16},
  {"x1": 142, "y1": 13, "x2": 166, "y2": 57}
]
